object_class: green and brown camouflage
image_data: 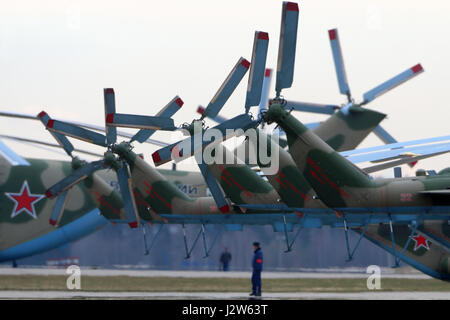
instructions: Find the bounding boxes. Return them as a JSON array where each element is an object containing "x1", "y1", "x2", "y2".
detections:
[
  {"x1": 263, "y1": 102, "x2": 450, "y2": 209},
  {"x1": 420, "y1": 220, "x2": 450, "y2": 245},
  {"x1": 243, "y1": 129, "x2": 326, "y2": 208},
  {"x1": 113, "y1": 142, "x2": 236, "y2": 218},
  {"x1": 0, "y1": 148, "x2": 221, "y2": 255},
  {"x1": 205, "y1": 144, "x2": 279, "y2": 205},
  {"x1": 241, "y1": 104, "x2": 386, "y2": 208},
  {"x1": 0, "y1": 156, "x2": 113, "y2": 252},
  {"x1": 182, "y1": 121, "x2": 280, "y2": 206},
  {"x1": 353, "y1": 222, "x2": 450, "y2": 280},
  {"x1": 312, "y1": 106, "x2": 386, "y2": 151}
]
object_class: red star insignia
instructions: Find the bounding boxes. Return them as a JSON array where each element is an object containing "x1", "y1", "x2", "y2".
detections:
[
  {"x1": 411, "y1": 234, "x2": 430, "y2": 251},
  {"x1": 5, "y1": 181, "x2": 45, "y2": 219}
]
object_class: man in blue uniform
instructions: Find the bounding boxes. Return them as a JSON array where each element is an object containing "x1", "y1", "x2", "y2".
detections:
[
  {"x1": 250, "y1": 242, "x2": 263, "y2": 297},
  {"x1": 219, "y1": 247, "x2": 232, "y2": 271}
]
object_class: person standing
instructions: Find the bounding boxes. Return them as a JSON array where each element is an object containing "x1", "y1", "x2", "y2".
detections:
[
  {"x1": 250, "y1": 242, "x2": 263, "y2": 297},
  {"x1": 219, "y1": 247, "x2": 232, "y2": 271}
]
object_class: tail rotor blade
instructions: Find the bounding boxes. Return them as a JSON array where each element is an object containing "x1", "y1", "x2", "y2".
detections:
[
  {"x1": 116, "y1": 163, "x2": 139, "y2": 228},
  {"x1": 373, "y1": 125, "x2": 397, "y2": 145},
  {"x1": 362, "y1": 64, "x2": 424, "y2": 105},
  {"x1": 258, "y1": 69, "x2": 273, "y2": 115},
  {"x1": 245, "y1": 31, "x2": 269, "y2": 113},
  {"x1": 131, "y1": 96, "x2": 184, "y2": 143},
  {"x1": 196, "y1": 106, "x2": 228, "y2": 124},
  {"x1": 104, "y1": 88, "x2": 117, "y2": 146},
  {"x1": 106, "y1": 113, "x2": 176, "y2": 131},
  {"x1": 38, "y1": 111, "x2": 75, "y2": 157},
  {"x1": 152, "y1": 114, "x2": 259, "y2": 166},
  {"x1": 46, "y1": 160, "x2": 105, "y2": 198},
  {"x1": 275, "y1": 1, "x2": 299, "y2": 96},
  {"x1": 328, "y1": 29, "x2": 351, "y2": 100},
  {"x1": 201, "y1": 57, "x2": 250, "y2": 120},
  {"x1": 39, "y1": 112, "x2": 107, "y2": 147},
  {"x1": 198, "y1": 163, "x2": 230, "y2": 213},
  {"x1": 49, "y1": 190, "x2": 69, "y2": 226},
  {"x1": 284, "y1": 101, "x2": 338, "y2": 115}
]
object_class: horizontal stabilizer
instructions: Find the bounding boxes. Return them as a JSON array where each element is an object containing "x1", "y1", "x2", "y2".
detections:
[{"x1": 0, "y1": 140, "x2": 30, "y2": 166}]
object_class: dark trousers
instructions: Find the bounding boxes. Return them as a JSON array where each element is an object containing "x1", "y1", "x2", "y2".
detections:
[{"x1": 251, "y1": 270, "x2": 261, "y2": 294}]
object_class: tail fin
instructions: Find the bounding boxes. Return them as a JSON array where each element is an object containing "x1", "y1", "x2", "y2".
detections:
[
  {"x1": 354, "y1": 222, "x2": 450, "y2": 281},
  {"x1": 242, "y1": 129, "x2": 326, "y2": 208},
  {"x1": 207, "y1": 144, "x2": 279, "y2": 205},
  {"x1": 264, "y1": 103, "x2": 374, "y2": 207},
  {"x1": 312, "y1": 107, "x2": 386, "y2": 151}
]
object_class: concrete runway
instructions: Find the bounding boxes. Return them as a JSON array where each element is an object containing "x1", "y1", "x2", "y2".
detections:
[
  {"x1": 1, "y1": 290, "x2": 449, "y2": 300},
  {"x1": 1, "y1": 267, "x2": 446, "y2": 300},
  {"x1": 0, "y1": 267, "x2": 433, "y2": 279}
]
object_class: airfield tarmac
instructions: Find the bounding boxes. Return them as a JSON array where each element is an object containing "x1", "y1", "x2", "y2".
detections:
[
  {"x1": 1, "y1": 290, "x2": 449, "y2": 300},
  {"x1": 0, "y1": 267, "x2": 448, "y2": 300}
]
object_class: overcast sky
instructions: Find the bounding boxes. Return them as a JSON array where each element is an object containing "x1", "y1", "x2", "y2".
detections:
[{"x1": 0, "y1": 0, "x2": 449, "y2": 177}]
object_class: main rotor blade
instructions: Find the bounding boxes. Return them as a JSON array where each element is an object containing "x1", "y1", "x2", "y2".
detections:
[
  {"x1": 284, "y1": 101, "x2": 338, "y2": 114},
  {"x1": 362, "y1": 64, "x2": 424, "y2": 105},
  {"x1": 39, "y1": 112, "x2": 107, "y2": 147},
  {"x1": 373, "y1": 125, "x2": 397, "y2": 144},
  {"x1": 104, "y1": 88, "x2": 117, "y2": 146},
  {"x1": 116, "y1": 162, "x2": 139, "y2": 228},
  {"x1": 245, "y1": 31, "x2": 269, "y2": 113},
  {"x1": 0, "y1": 110, "x2": 169, "y2": 147},
  {"x1": 49, "y1": 190, "x2": 69, "y2": 226},
  {"x1": 275, "y1": 1, "x2": 299, "y2": 96},
  {"x1": 328, "y1": 29, "x2": 351, "y2": 100},
  {"x1": 0, "y1": 134, "x2": 102, "y2": 158},
  {"x1": 106, "y1": 113, "x2": 176, "y2": 131},
  {"x1": 152, "y1": 113, "x2": 259, "y2": 166},
  {"x1": 196, "y1": 106, "x2": 228, "y2": 124},
  {"x1": 198, "y1": 163, "x2": 230, "y2": 213},
  {"x1": 46, "y1": 160, "x2": 105, "y2": 198},
  {"x1": 201, "y1": 57, "x2": 250, "y2": 120},
  {"x1": 38, "y1": 111, "x2": 75, "y2": 157},
  {"x1": 132, "y1": 96, "x2": 184, "y2": 143}
]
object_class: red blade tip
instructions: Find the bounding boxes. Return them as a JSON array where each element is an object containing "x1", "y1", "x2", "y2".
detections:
[
  {"x1": 197, "y1": 106, "x2": 205, "y2": 114},
  {"x1": 49, "y1": 219, "x2": 57, "y2": 226},
  {"x1": 105, "y1": 88, "x2": 114, "y2": 94},
  {"x1": 152, "y1": 151, "x2": 161, "y2": 164},
  {"x1": 257, "y1": 32, "x2": 269, "y2": 40},
  {"x1": 38, "y1": 111, "x2": 47, "y2": 118},
  {"x1": 219, "y1": 204, "x2": 230, "y2": 213},
  {"x1": 240, "y1": 59, "x2": 250, "y2": 69},
  {"x1": 328, "y1": 29, "x2": 337, "y2": 40},
  {"x1": 285, "y1": 2, "x2": 299, "y2": 12},
  {"x1": 264, "y1": 69, "x2": 272, "y2": 77},
  {"x1": 175, "y1": 97, "x2": 184, "y2": 107},
  {"x1": 411, "y1": 64, "x2": 423, "y2": 74}
]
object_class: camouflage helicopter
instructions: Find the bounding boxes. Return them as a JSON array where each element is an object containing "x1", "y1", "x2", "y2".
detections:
[
  {"x1": 0, "y1": 96, "x2": 209, "y2": 262},
  {"x1": 2, "y1": 1, "x2": 449, "y2": 280},
  {"x1": 34, "y1": 2, "x2": 450, "y2": 280}
]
